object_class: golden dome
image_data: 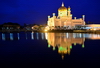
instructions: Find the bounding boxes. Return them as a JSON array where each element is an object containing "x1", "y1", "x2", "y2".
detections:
[
  {"x1": 58, "y1": 2, "x2": 67, "y2": 11},
  {"x1": 58, "y1": 7, "x2": 67, "y2": 11}
]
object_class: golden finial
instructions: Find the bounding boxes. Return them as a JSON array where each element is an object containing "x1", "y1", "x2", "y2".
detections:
[{"x1": 62, "y1": 2, "x2": 64, "y2": 7}]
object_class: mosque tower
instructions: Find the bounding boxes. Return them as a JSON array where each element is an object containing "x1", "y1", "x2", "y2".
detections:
[{"x1": 68, "y1": 6, "x2": 71, "y2": 17}]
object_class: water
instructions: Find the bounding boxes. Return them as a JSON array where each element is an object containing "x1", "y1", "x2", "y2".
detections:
[{"x1": 0, "y1": 32, "x2": 100, "y2": 67}]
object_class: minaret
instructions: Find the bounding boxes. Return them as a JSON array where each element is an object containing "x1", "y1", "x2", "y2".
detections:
[
  {"x1": 68, "y1": 6, "x2": 71, "y2": 16},
  {"x1": 53, "y1": 13, "x2": 56, "y2": 18},
  {"x1": 82, "y1": 15, "x2": 85, "y2": 21},
  {"x1": 53, "y1": 13, "x2": 55, "y2": 16},
  {"x1": 47, "y1": 15, "x2": 50, "y2": 26},
  {"x1": 48, "y1": 15, "x2": 50, "y2": 21},
  {"x1": 82, "y1": 15, "x2": 85, "y2": 25}
]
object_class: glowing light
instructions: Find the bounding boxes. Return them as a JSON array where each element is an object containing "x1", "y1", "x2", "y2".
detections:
[
  {"x1": 74, "y1": 43, "x2": 76, "y2": 45},
  {"x1": 62, "y1": 2, "x2": 64, "y2": 7},
  {"x1": 53, "y1": 13, "x2": 55, "y2": 16},
  {"x1": 66, "y1": 33, "x2": 68, "y2": 38},
  {"x1": 82, "y1": 44, "x2": 85, "y2": 48},
  {"x1": 44, "y1": 29, "x2": 47, "y2": 32},
  {"x1": 48, "y1": 44, "x2": 51, "y2": 48},
  {"x1": 44, "y1": 26, "x2": 49, "y2": 32},
  {"x1": 53, "y1": 47, "x2": 55, "y2": 50},
  {"x1": 93, "y1": 29, "x2": 96, "y2": 30},
  {"x1": 45, "y1": 33, "x2": 48, "y2": 40},
  {"x1": 70, "y1": 46, "x2": 72, "y2": 49},
  {"x1": 74, "y1": 17, "x2": 76, "y2": 19},
  {"x1": 48, "y1": 15, "x2": 50, "y2": 18},
  {"x1": 90, "y1": 28, "x2": 96, "y2": 30},
  {"x1": 59, "y1": 47, "x2": 66, "y2": 51},
  {"x1": 82, "y1": 15, "x2": 85, "y2": 17}
]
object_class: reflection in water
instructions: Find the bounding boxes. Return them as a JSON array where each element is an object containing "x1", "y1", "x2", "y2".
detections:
[
  {"x1": 17, "y1": 33, "x2": 20, "y2": 40},
  {"x1": 25, "y1": 33, "x2": 27, "y2": 40},
  {"x1": 66, "y1": 33, "x2": 68, "y2": 38},
  {"x1": 31, "y1": 32, "x2": 34, "y2": 40},
  {"x1": 10, "y1": 33, "x2": 13, "y2": 40},
  {"x1": 45, "y1": 33, "x2": 85, "y2": 59},
  {"x1": 41, "y1": 33, "x2": 44, "y2": 40},
  {"x1": 1, "y1": 32, "x2": 47, "y2": 41},
  {"x1": 45, "y1": 33, "x2": 48, "y2": 40},
  {"x1": 84, "y1": 34, "x2": 100, "y2": 40},
  {"x1": 2, "y1": 33, "x2": 5, "y2": 41},
  {"x1": 45, "y1": 33, "x2": 100, "y2": 59},
  {"x1": 1, "y1": 32, "x2": 100, "y2": 59},
  {"x1": 36, "y1": 33, "x2": 39, "y2": 40},
  {"x1": 1, "y1": 32, "x2": 100, "y2": 41}
]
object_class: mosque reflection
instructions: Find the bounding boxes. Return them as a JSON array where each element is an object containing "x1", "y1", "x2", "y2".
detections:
[
  {"x1": 45, "y1": 33, "x2": 100, "y2": 59},
  {"x1": 45, "y1": 33, "x2": 85, "y2": 59}
]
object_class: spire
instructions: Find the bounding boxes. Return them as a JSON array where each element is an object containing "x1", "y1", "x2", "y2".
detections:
[
  {"x1": 62, "y1": 2, "x2": 64, "y2": 7},
  {"x1": 68, "y1": 6, "x2": 71, "y2": 11}
]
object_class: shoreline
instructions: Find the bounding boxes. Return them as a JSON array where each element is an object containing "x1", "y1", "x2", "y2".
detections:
[{"x1": 0, "y1": 30, "x2": 100, "y2": 34}]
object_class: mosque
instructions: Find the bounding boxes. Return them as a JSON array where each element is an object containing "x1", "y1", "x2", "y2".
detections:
[{"x1": 47, "y1": 2, "x2": 85, "y2": 30}]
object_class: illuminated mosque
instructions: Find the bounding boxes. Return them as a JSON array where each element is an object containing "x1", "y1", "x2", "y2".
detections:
[{"x1": 47, "y1": 2, "x2": 85, "y2": 29}]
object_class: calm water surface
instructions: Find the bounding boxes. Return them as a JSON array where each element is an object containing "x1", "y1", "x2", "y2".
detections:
[{"x1": 0, "y1": 32, "x2": 100, "y2": 67}]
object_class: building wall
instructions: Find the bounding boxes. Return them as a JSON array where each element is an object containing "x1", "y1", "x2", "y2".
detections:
[{"x1": 48, "y1": 17, "x2": 85, "y2": 29}]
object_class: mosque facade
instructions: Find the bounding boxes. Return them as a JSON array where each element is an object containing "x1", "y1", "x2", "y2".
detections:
[{"x1": 47, "y1": 3, "x2": 85, "y2": 30}]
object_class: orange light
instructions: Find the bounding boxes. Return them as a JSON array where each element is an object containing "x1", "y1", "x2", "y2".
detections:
[
  {"x1": 93, "y1": 29, "x2": 96, "y2": 30},
  {"x1": 45, "y1": 30, "x2": 47, "y2": 31}
]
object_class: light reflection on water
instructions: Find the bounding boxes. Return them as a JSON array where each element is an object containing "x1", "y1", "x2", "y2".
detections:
[
  {"x1": 10, "y1": 33, "x2": 13, "y2": 40},
  {"x1": 25, "y1": 33, "x2": 27, "y2": 40},
  {"x1": 41, "y1": 33, "x2": 44, "y2": 40},
  {"x1": 1, "y1": 32, "x2": 100, "y2": 59},
  {"x1": 17, "y1": 33, "x2": 20, "y2": 40},
  {"x1": 31, "y1": 32, "x2": 34, "y2": 40},
  {"x1": 36, "y1": 33, "x2": 39, "y2": 40},
  {"x1": 2, "y1": 33, "x2": 5, "y2": 41}
]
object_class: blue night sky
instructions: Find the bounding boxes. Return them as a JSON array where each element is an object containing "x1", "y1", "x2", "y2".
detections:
[{"x1": 0, "y1": 0, "x2": 100, "y2": 25}]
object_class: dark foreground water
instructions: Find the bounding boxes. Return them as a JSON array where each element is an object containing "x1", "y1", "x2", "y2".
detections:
[{"x1": 0, "y1": 32, "x2": 100, "y2": 67}]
